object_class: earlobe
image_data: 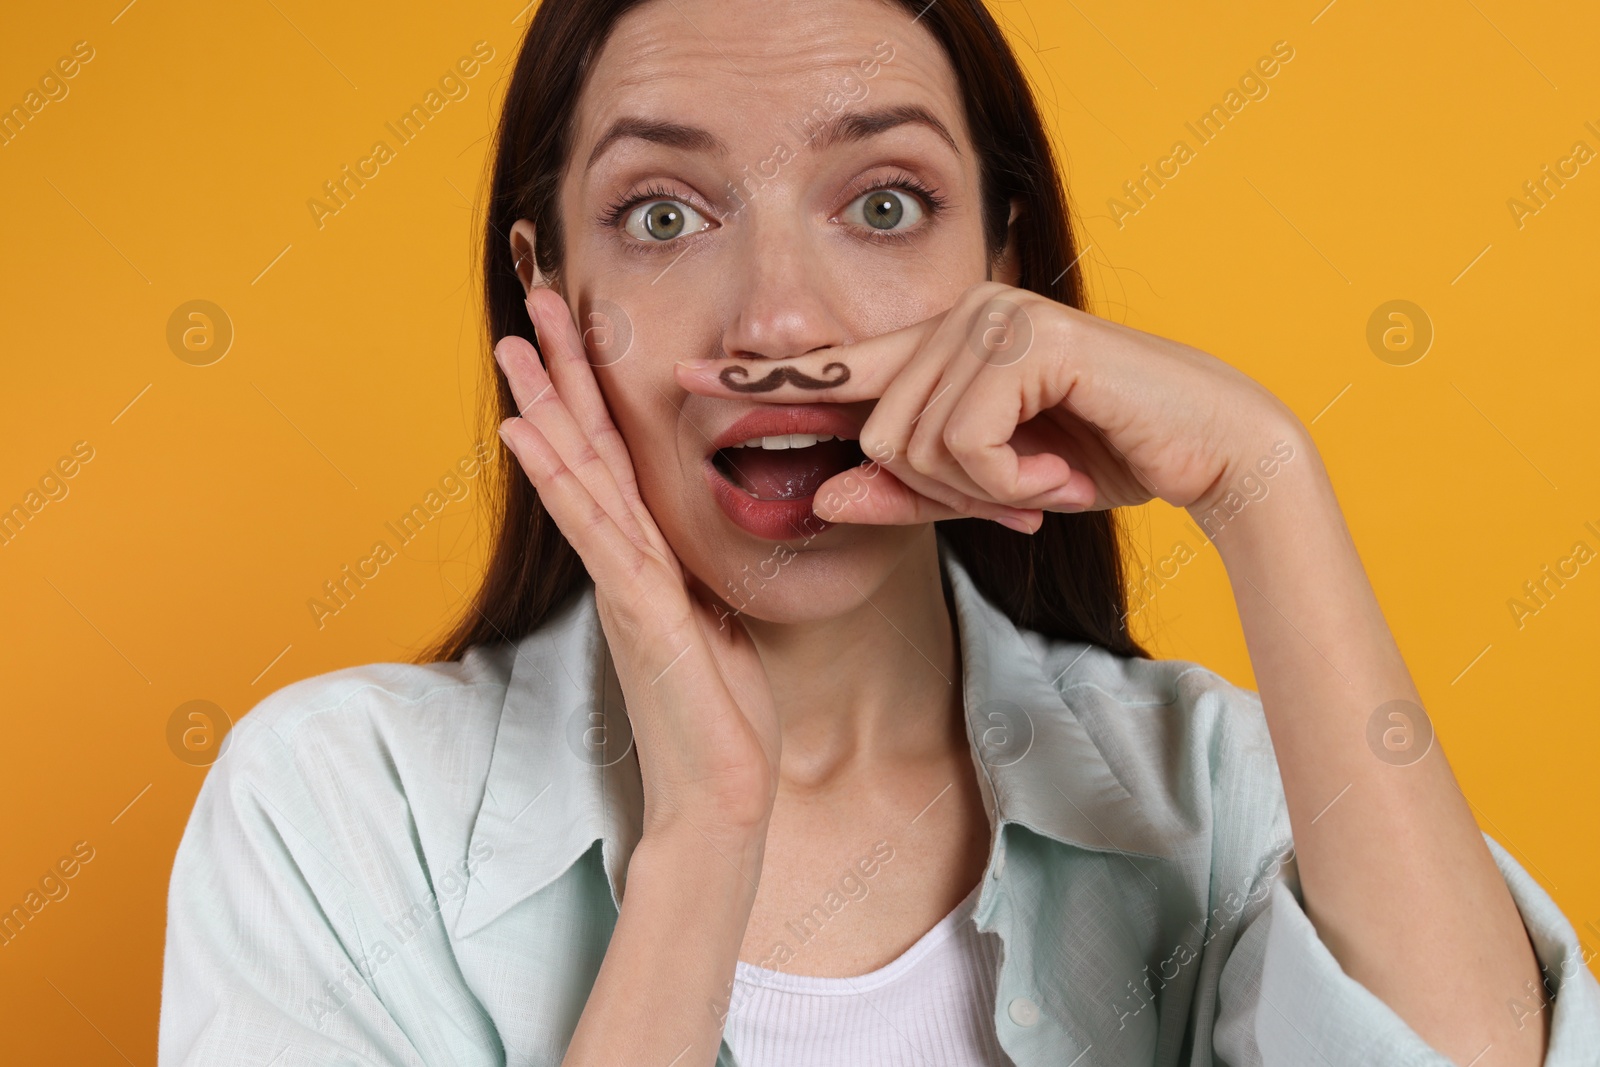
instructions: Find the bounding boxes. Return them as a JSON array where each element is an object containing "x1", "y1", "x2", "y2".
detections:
[{"x1": 508, "y1": 218, "x2": 554, "y2": 294}]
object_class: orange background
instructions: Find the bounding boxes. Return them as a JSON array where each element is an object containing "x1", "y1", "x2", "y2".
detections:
[{"x1": 2, "y1": 0, "x2": 1596, "y2": 1060}]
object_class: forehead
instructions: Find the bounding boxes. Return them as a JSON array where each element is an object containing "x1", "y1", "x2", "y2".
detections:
[{"x1": 571, "y1": 0, "x2": 968, "y2": 158}]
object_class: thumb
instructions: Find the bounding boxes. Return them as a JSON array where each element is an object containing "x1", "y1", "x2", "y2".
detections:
[{"x1": 814, "y1": 466, "x2": 1042, "y2": 532}]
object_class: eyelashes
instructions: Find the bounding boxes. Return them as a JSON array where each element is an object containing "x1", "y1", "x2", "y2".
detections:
[
  {"x1": 595, "y1": 182, "x2": 681, "y2": 229},
  {"x1": 840, "y1": 171, "x2": 950, "y2": 224},
  {"x1": 594, "y1": 169, "x2": 950, "y2": 252}
]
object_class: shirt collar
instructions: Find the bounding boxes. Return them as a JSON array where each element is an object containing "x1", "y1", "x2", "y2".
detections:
[{"x1": 452, "y1": 534, "x2": 1170, "y2": 941}]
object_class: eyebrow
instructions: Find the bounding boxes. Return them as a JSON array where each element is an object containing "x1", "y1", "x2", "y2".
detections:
[
  {"x1": 584, "y1": 117, "x2": 727, "y2": 172},
  {"x1": 810, "y1": 104, "x2": 959, "y2": 155},
  {"x1": 583, "y1": 104, "x2": 960, "y2": 173}
]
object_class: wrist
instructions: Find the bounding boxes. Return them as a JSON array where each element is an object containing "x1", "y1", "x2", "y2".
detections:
[
  {"x1": 1184, "y1": 409, "x2": 1323, "y2": 545},
  {"x1": 638, "y1": 766, "x2": 778, "y2": 854},
  {"x1": 632, "y1": 815, "x2": 770, "y2": 894}
]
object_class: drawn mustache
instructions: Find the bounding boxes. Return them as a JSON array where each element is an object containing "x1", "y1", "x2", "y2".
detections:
[{"x1": 717, "y1": 361, "x2": 851, "y2": 393}]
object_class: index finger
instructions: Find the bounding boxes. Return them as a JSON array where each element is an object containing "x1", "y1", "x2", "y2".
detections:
[
  {"x1": 671, "y1": 310, "x2": 945, "y2": 403},
  {"x1": 532, "y1": 287, "x2": 639, "y2": 487}
]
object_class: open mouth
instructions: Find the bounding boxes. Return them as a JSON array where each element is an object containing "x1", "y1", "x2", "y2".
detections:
[
  {"x1": 710, "y1": 433, "x2": 867, "y2": 501},
  {"x1": 702, "y1": 407, "x2": 870, "y2": 541}
]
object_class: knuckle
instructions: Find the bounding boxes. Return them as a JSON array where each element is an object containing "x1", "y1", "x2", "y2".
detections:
[
  {"x1": 579, "y1": 503, "x2": 612, "y2": 541},
  {"x1": 905, "y1": 431, "x2": 940, "y2": 472},
  {"x1": 523, "y1": 378, "x2": 560, "y2": 412},
  {"x1": 861, "y1": 431, "x2": 900, "y2": 467},
  {"x1": 545, "y1": 450, "x2": 576, "y2": 483},
  {"x1": 530, "y1": 449, "x2": 570, "y2": 487},
  {"x1": 941, "y1": 419, "x2": 977, "y2": 458},
  {"x1": 1046, "y1": 301, "x2": 1082, "y2": 347},
  {"x1": 572, "y1": 445, "x2": 608, "y2": 480}
]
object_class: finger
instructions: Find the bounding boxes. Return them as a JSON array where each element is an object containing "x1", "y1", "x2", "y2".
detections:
[
  {"x1": 843, "y1": 287, "x2": 1028, "y2": 505},
  {"x1": 670, "y1": 311, "x2": 948, "y2": 403},
  {"x1": 814, "y1": 466, "x2": 952, "y2": 525},
  {"x1": 496, "y1": 331, "x2": 555, "y2": 416},
  {"x1": 866, "y1": 455, "x2": 1051, "y2": 527},
  {"x1": 944, "y1": 365, "x2": 1096, "y2": 509},
  {"x1": 497, "y1": 416, "x2": 652, "y2": 593},
  {"x1": 847, "y1": 447, "x2": 978, "y2": 516},
  {"x1": 880, "y1": 324, "x2": 993, "y2": 501},
  {"x1": 814, "y1": 462, "x2": 1043, "y2": 532},
  {"x1": 1012, "y1": 418, "x2": 1103, "y2": 511},
  {"x1": 495, "y1": 332, "x2": 645, "y2": 545},
  {"x1": 531, "y1": 288, "x2": 644, "y2": 503},
  {"x1": 528, "y1": 289, "x2": 663, "y2": 541}
]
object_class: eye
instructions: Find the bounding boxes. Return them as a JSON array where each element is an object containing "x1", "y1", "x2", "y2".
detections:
[
  {"x1": 842, "y1": 187, "x2": 926, "y2": 234},
  {"x1": 623, "y1": 198, "x2": 711, "y2": 243}
]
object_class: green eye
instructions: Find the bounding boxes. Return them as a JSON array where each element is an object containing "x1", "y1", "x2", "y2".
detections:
[
  {"x1": 624, "y1": 199, "x2": 710, "y2": 242},
  {"x1": 864, "y1": 192, "x2": 902, "y2": 228},
  {"x1": 645, "y1": 202, "x2": 682, "y2": 238},
  {"x1": 846, "y1": 188, "x2": 924, "y2": 233}
]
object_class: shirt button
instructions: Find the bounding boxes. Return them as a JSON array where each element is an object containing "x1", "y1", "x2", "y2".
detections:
[{"x1": 1008, "y1": 996, "x2": 1041, "y2": 1027}]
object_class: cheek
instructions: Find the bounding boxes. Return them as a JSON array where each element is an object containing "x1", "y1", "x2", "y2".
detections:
[{"x1": 594, "y1": 363, "x2": 689, "y2": 501}]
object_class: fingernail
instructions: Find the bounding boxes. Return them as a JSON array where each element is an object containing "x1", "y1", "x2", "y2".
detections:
[
  {"x1": 675, "y1": 358, "x2": 713, "y2": 371},
  {"x1": 996, "y1": 514, "x2": 1032, "y2": 534},
  {"x1": 497, "y1": 418, "x2": 516, "y2": 448}
]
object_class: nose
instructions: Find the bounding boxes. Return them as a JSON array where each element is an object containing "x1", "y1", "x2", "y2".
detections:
[{"x1": 719, "y1": 210, "x2": 850, "y2": 362}]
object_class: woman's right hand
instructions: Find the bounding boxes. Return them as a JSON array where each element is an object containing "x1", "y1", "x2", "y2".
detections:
[{"x1": 494, "y1": 285, "x2": 782, "y2": 849}]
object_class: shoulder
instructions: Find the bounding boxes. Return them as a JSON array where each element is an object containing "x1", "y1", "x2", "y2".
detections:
[
  {"x1": 222, "y1": 644, "x2": 514, "y2": 782},
  {"x1": 244, "y1": 642, "x2": 515, "y2": 738},
  {"x1": 1024, "y1": 631, "x2": 1273, "y2": 758},
  {"x1": 1022, "y1": 630, "x2": 1290, "y2": 847},
  {"x1": 188, "y1": 642, "x2": 523, "y2": 865},
  {"x1": 199, "y1": 585, "x2": 601, "y2": 835},
  {"x1": 169, "y1": 638, "x2": 556, "y2": 945}
]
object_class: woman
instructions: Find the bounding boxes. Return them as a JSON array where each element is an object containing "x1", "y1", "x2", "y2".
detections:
[{"x1": 159, "y1": 0, "x2": 1600, "y2": 1064}]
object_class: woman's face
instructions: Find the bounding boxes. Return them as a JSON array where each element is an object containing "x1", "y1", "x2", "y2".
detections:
[{"x1": 518, "y1": 0, "x2": 1013, "y2": 622}]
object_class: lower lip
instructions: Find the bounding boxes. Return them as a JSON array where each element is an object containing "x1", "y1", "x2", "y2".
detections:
[{"x1": 704, "y1": 460, "x2": 836, "y2": 542}]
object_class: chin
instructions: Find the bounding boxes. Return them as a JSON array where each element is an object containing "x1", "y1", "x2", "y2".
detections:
[{"x1": 673, "y1": 519, "x2": 932, "y2": 627}]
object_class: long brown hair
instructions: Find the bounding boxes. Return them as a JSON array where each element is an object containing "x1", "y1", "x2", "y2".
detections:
[{"x1": 415, "y1": 0, "x2": 1149, "y2": 664}]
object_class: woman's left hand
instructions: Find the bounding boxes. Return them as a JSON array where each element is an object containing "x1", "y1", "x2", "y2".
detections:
[{"x1": 672, "y1": 281, "x2": 1303, "y2": 530}]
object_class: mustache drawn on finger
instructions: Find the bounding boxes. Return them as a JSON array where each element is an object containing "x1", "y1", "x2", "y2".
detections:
[{"x1": 718, "y1": 362, "x2": 851, "y2": 393}]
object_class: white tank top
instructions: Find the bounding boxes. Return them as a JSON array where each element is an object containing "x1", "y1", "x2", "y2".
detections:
[{"x1": 722, "y1": 884, "x2": 1010, "y2": 1065}]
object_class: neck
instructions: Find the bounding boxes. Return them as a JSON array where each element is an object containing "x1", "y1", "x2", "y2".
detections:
[{"x1": 742, "y1": 529, "x2": 964, "y2": 790}]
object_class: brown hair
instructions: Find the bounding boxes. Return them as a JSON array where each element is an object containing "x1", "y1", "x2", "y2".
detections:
[{"x1": 415, "y1": 0, "x2": 1149, "y2": 664}]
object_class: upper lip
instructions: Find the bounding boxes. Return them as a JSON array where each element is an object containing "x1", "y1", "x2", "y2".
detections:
[{"x1": 708, "y1": 405, "x2": 865, "y2": 453}]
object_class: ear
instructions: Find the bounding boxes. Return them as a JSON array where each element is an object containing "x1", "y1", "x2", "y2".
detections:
[
  {"x1": 509, "y1": 218, "x2": 558, "y2": 295},
  {"x1": 988, "y1": 197, "x2": 1023, "y2": 287}
]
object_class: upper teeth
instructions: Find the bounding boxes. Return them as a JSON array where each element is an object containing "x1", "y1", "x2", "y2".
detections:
[{"x1": 730, "y1": 433, "x2": 844, "y2": 449}]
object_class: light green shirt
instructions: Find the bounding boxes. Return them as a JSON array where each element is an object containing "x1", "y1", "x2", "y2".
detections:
[{"x1": 159, "y1": 538, "x2": 1600, "y2": 1065}]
